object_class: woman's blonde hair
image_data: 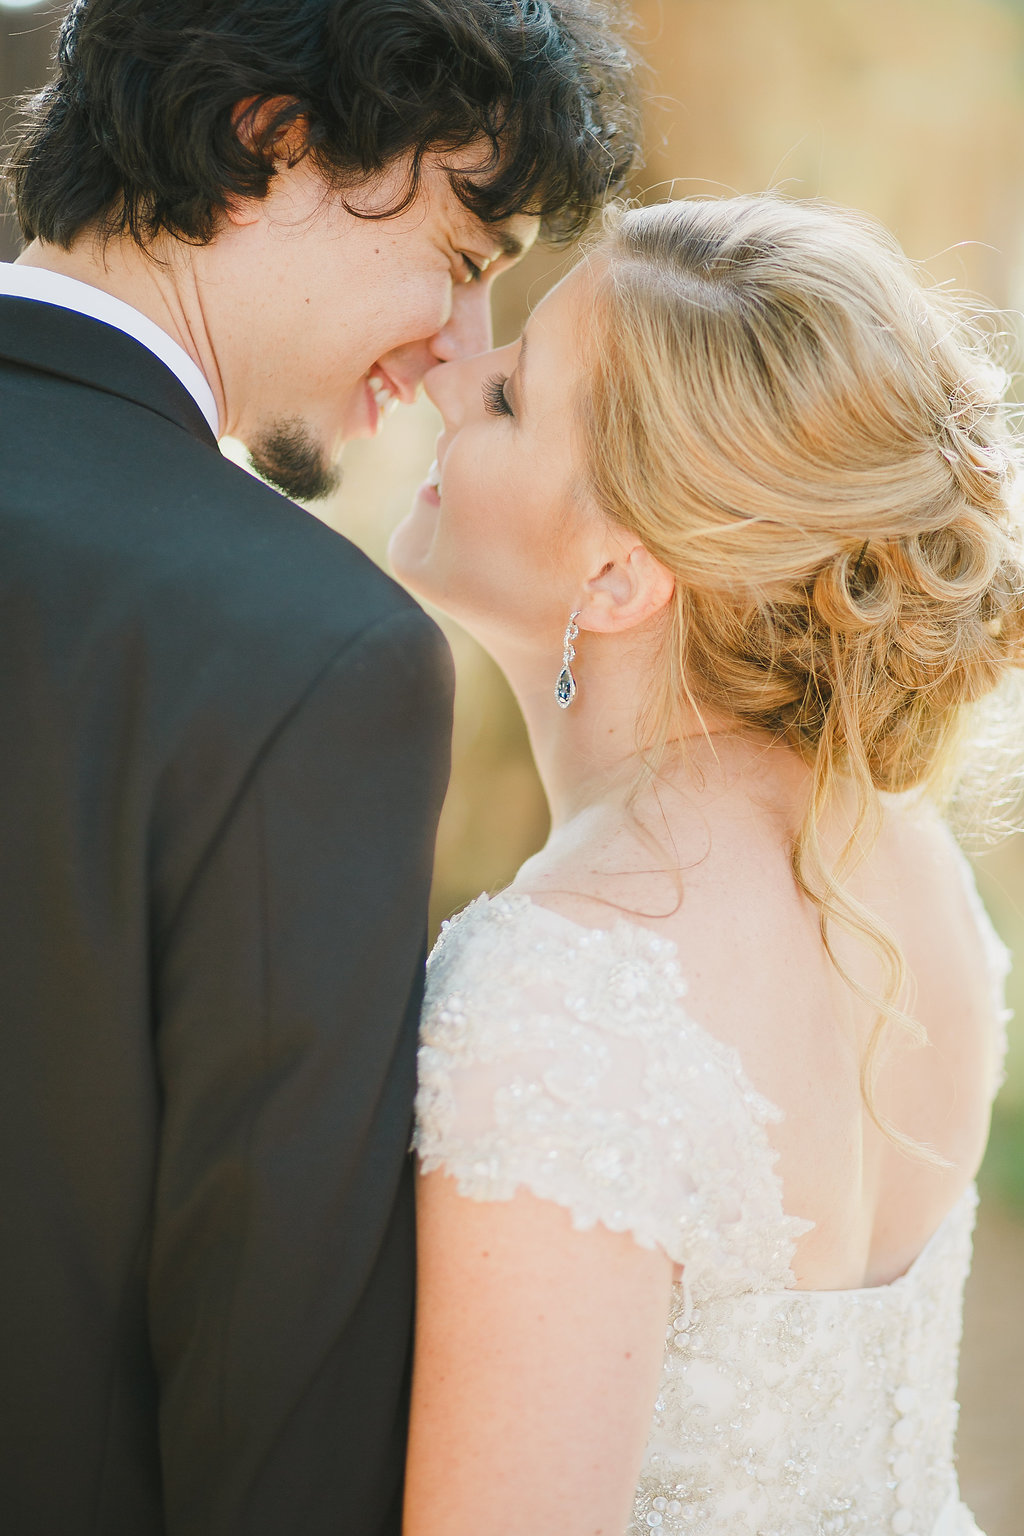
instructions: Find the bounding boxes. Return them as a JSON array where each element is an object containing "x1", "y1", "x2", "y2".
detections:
[{"x1": 581, "y1": 194, "x2": 1024, "y2": 1157}]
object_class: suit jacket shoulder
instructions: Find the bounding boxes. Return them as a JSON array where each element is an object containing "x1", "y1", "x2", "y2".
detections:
[{"x1": 0, "y1": 299, "x2": 454, "y2": 944}]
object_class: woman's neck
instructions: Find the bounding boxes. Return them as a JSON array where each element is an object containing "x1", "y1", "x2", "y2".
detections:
[{"x1": 490, "y1": 625, "x2": 720, "y2": 829}]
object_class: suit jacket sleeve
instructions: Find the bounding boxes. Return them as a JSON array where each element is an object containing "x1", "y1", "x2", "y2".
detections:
[{"x1": 148, "y1": 606, "x2": 454, "y2": 1536}]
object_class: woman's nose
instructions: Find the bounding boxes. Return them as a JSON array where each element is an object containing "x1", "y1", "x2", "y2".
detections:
[{"x1": 424, "y1": 342, "x2": 518, "y2": 425}]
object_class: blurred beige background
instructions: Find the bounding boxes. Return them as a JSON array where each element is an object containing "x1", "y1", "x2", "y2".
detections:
[{"x1": 3, "y1": 0, "x2": 1023, "y2": 1525}]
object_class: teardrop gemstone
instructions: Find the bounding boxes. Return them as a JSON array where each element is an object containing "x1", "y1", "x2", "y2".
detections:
[{"x1": 555, "y1": 667, "x2": 577, "y2": 708}]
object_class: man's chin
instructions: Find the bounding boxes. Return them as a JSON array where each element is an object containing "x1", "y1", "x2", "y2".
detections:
[{"x1": 247, "y1": 418, "x2": 341, "y2": 503}]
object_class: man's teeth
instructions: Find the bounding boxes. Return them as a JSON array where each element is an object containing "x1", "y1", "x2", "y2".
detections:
[
  {"x1": 368, "y1": 375, "x2": 399, "y2": 415},
  {"x1": 426, "y1": 460, "x2": 441, "y2": 492}
]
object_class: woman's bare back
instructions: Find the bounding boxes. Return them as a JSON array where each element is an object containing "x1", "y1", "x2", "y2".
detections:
[{"x1": 511, "y1": 745, "x2": 1005, "y2": 1293}]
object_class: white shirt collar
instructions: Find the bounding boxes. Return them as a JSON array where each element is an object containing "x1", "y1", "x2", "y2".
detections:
[{"x1": 0, "y1": 262, "x2": 220, "y2": 438}]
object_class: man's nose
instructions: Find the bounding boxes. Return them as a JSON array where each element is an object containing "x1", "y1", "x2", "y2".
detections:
[
  {"x1": 430, "y1": 283, "x2": 494, "y2": 363},
  {"x1": 422, "y1": 357, "x2": 460, "y2": 424}
]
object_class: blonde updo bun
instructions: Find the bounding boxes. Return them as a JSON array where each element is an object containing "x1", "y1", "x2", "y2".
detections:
[{"x1": 581, "y1": 195, "x2": 1024, "y2": 1155}]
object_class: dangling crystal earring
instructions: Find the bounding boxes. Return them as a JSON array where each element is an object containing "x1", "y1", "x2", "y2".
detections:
[{"x1": 555, "y1": 611, "x2": 581, "y2": 709}]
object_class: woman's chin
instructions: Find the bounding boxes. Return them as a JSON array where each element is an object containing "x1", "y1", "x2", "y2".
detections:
[
  {"x1": 387, "y1": 517, "x2": 450, "y2": 613},
  {"x1": 388, "y1": 513, "x2": 499, "y2": 635},
  {"x1": 387, "y1": 512, "x2": 427, "y2": 585}
]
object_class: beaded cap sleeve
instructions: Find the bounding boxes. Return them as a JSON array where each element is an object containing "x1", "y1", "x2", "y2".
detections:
[{"x1": 414, "y1": 893, "x2": 812, "y2": 1295}]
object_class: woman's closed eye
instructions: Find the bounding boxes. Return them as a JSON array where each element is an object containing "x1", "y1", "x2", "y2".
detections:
[{"x1": 483, "y1": 373, "x2": 514, "y2": 419}]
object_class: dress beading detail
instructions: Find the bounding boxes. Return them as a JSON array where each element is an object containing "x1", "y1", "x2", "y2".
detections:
[{"x1": 414, "y1": 871, "x2": 1005, "y2": 1536}]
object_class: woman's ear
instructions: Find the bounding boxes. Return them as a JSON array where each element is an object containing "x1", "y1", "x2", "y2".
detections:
[{"x1": 576, "y1": 532, "x2": 675, "y2": 635}]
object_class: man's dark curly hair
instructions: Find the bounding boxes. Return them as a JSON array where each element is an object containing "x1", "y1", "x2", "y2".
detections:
[{"x1": 5, "y1": 0, "x2": 642, "y2": 251}]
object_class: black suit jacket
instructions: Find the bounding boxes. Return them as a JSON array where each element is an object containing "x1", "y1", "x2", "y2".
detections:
[{"x1": 0, "y1": 296, "x2": 454, "y2": 1535}]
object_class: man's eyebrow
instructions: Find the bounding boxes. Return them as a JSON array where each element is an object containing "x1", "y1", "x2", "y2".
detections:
[
  {"x1": 493, "y1": 228, "x2": 525, "y2": 261},
  {"x1": 470, "y1": 219, "x2": 525, "y2": 262}
]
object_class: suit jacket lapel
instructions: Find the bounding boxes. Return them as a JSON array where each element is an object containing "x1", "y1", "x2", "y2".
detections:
[{"x1": 0, "y1": 295, "x2": 219, "y2": 447}]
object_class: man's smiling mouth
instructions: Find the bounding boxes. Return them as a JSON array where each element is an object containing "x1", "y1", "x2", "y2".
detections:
[{"x1": 367, "y1": 365, "x2": 401, "y2": 419}]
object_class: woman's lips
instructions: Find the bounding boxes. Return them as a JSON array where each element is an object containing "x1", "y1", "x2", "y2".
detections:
[{"x1": 416, "y1": 458, "x2": 441, "y2": 504}]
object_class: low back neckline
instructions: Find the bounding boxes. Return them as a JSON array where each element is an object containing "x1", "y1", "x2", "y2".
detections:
[{"x1": 458, "y1": 888, "x2": 982, "y2": 1300}]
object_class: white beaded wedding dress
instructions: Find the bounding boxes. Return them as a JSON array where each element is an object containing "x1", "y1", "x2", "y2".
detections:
[{"x1": 414, "y1": 850, "x2": 1009, "y2": 1536}]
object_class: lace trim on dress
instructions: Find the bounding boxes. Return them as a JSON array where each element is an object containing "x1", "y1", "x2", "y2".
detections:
[{"x1": 415, "y1": 892, "x2": 813, "y2": 1295}]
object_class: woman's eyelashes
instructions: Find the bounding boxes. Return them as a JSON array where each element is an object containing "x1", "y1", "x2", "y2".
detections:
[{"x1": 483, "y1": 373, "x2": 514, "y2": 419}]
